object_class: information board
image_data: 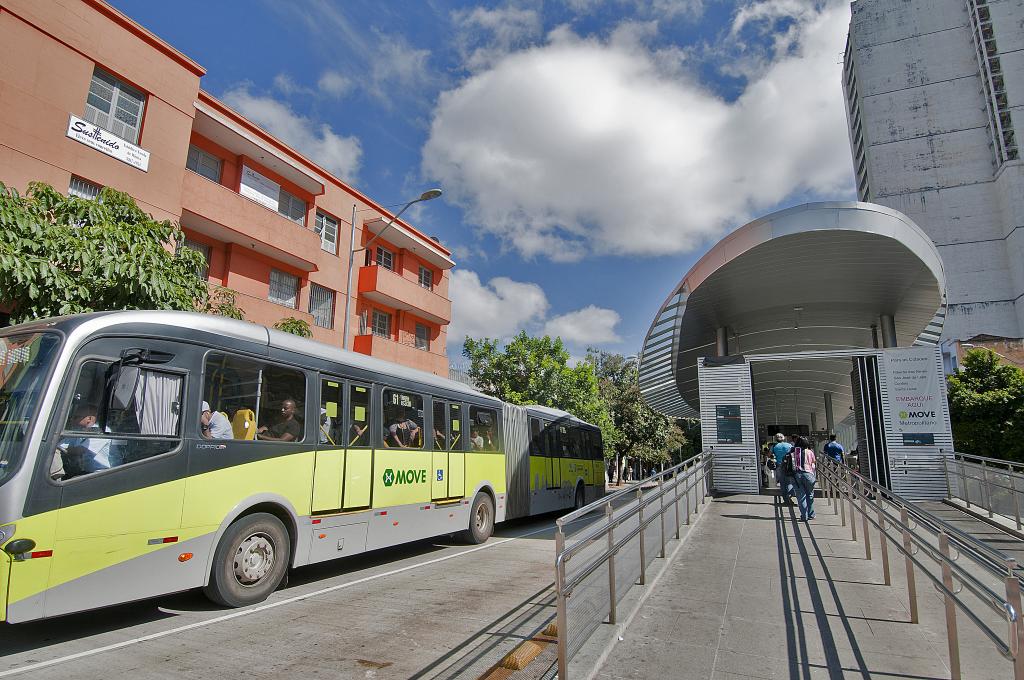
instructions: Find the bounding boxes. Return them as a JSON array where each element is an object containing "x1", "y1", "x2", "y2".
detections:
[
  {"x1": 883, "y1": 347, "x2": 944, "y2": 446},
  {"x1": 715, "y1": 404, "x2": 742, "y2": 443}
]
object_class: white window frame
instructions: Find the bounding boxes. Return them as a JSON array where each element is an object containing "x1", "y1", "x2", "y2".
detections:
[
  {"x1": 69, "y1": 176, "x2": 102, "y2": 200},
  {"x1": 269, "y1": 269, "x2": 300, "y2": 309},
  {"x1": 315, "y1": 212, "x2": 338, "y2": 254},
  {"x1": 309, "y1": 283, "x2": 335, "y2": 329},
  {"x1": 278, "y1": 188, "x2": 306, "y2": 225},
  {"x1": 375, "y1": 246, "x2": 394, "y2": 271},
  {"x1": 186, "y1": 145, "x2": 222, "y2": 182},
  {"x1": 371, "y1": 310, "x2": 392, "y2": 338},
  {"x1": 83, "y1": 67, "x2": 146, "y2": 144},
  {"x1": 418, "y1": 266, "x2": 433, "y2": 290},
  {"x1": 415, "y1": 323, "x2": 429, "y2": 351}
]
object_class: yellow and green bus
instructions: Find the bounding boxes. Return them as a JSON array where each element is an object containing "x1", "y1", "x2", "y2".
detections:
[{"x1": 0, "y1": 311, "x2": 604, "y2": 622}]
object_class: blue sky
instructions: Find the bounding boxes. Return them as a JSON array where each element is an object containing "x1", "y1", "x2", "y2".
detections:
[{"x1": 110, "y1": 0, "x2": 856, "y2": 362}]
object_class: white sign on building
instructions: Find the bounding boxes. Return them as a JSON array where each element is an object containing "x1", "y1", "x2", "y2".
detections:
[
  {"x1": 239, "y1": 165, "x2": 280, "y2": 211},
  {"x1": 65, "y1": 114, "x2": 150, "y2": 172},
  {"x1": 883, "y1": 346, "x2": 946, "y2": 445}
]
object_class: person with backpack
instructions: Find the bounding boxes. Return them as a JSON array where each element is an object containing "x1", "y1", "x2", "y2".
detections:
[
  {"x1": 789, "y1": 436, "x2": 817, "y2": 521},
  {"x1": 822, "y1": 434, "x2": 844, "y2": 464},
  {"x1": 771, "y1": 433, "x2": 794, "y2": 503}
]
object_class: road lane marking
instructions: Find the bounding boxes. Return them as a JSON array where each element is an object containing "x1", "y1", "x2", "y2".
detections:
[{"x1": 0, "y1": 521, "x2": 562, "y2": 678}]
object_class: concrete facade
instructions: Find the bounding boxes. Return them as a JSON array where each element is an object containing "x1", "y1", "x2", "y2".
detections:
[
  {"x1": 0, "y1": 0, "x2": 452, "y2": 375},
  {"x1": 843, "y1": 0, "x2": 1024, "y2": 343}
]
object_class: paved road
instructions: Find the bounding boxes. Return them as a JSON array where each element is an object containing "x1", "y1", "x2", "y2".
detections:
[{"x1": 0, "y1": 514, "x2": 568, "y2": 680}]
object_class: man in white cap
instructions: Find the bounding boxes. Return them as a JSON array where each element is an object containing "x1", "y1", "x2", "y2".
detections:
[{"x1": 200, "y1": 401, "x2": 233, "y2": 440}]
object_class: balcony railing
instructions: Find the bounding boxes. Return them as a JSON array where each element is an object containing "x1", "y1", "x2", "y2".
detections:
[{"x1": 357, "y1": 264, "x2": 451, "y2": 325}]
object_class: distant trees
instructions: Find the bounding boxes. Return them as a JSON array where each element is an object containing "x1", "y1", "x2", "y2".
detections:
[
  {"x1": 274, "y1": 316, "x2": 313, "y2": 338},
  {"x1": 0, "y1": 182, "x2": 208, "y2": 322},
  {"x1": 947, "y1": 348, "x2": 1024, "y2": 462}
]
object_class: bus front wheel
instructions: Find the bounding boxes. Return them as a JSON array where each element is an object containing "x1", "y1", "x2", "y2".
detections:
[
  {"x1": 462, "y1": 492, "x2": 494, "y2": 544},
  {"x1": 204, "y1": 512, "x2": 291, "y2": 608}
]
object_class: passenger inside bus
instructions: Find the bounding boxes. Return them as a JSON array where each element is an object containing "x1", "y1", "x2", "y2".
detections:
[
  {"x1": 256, "y1": 398, "x2": 302, "y2": 442},
  {"x1": 470, "y1": 428, "x2": 484, "y2": 450},
  {"x1": 385, "y1": 408, "x2": 421, "y2": 448},
  {"x1": 52, "y1": 402, "x2": 112, "y2": 479},
  {"x1": 200, "y1": 401, "x2": 233, "y2": 440}
]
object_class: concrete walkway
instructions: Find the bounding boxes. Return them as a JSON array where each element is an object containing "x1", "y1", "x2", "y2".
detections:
[{"x1": 595, "y1": 493, "x2": 1011, "y2": 680}]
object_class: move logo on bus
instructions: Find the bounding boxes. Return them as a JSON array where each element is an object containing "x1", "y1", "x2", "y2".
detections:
[{"x1": 382, "y1": 468, "x2": 427, "y2": 487}]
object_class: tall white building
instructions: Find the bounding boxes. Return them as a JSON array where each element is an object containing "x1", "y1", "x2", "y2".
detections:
[{"x1": 843, "y1": 0, "x2": 1024, "y2": 344}]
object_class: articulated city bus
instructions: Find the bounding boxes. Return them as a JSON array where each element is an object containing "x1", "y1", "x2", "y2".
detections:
[{"x1": 0, "y1": 311, "x2": 604, "y2": 622}]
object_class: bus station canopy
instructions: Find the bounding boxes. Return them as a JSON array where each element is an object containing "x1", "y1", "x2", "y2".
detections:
[{"x1": 637, "y1": 202, "x2": 946, "y2": 426}]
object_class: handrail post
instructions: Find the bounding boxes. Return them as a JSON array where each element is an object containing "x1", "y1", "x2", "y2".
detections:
[
  {"x1": 860, "y1": 486, "x2": 872, "y2": 560},
  {"x1": 1004, "y1": 558, "x2": 1024, "y2": 680},
  {"x1": 637, "y1": 486, "x2": 647, "y2": 585},
  {"x1": 658, "y1": 473, "x2": 666, "y2": 559},
  {"x1": 943, "y1": 453, "x2": 952, "y2": 500},
  {"x1": 673, "y1": 466, "x2": 681, "y2": 539},
  {"x1": 1012, "y1": 472, "x2": 1022, "y2": 532},
  {"x1": 555, "y1": 524, "x2": 569, "y2": 680},
  {"x1": 606, "y1": 502, "x2": 617, "y2": 625},
  {"x1": 848, "y1": 469, "x2": 858, "y2": 542},
  {"x1": 901, "y1": 507, "x2": 919, "y2": 624},
  {"x1": 962, "y1": 459, "x2": 971, "y2": 509},
  {"x1": 938, "y1": 532, "x2": 961, "y2": 679},
  {"x1": 839, "y1": 470, "x2": 846, "y2": 525},
  {"x1": 875, "y1": 495, "x2": 891, "y2": 586},
  {"x1": 981, "y1": 460, "x2": 994, "y2": 518}
]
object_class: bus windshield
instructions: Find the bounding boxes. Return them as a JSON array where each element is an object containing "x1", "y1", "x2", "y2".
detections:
[{"x1": 0, "y1": 332, "x2": 61, "y2": 486}]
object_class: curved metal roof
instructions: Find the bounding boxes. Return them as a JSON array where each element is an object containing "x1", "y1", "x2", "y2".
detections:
[{"x1": 638, "y1": 202, "x2": 946, "y2": 423}]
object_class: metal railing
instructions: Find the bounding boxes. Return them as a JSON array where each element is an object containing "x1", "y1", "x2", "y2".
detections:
[
  {"x1": 818, "y1": 458, "x2": 1024, "y2": 679},
  {"x1": 943, "y1": 450, "x2": 1024, "y2": 531},
  {"x1": 553, "y1": 451, "x2": 713, "y2": 679}
]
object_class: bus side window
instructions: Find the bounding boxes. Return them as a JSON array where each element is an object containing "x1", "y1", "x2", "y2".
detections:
[
  {"x1": 569, "y1": 427, "x2": 583, "y2": 458},
  {"x1": 469, "y1": 406, "x2": 498, "y2": 451},
  {"x1": 348, "y1": 383, "x2": 371, "y2": 447},
  {"x1": 382, "y1": 388, "x2": 423, "y2": 449},
  {"x1": 53, "y1": 360, "x2": 183, "y2": 481},
  {"x1": 320, "y1": 379, "x2": 343, "y2": 446},
  {"x1": 202, "y1": 353, "x2": 305, "y2": 443},
  {"x1": 432, "y1": 400, "x2": 447, "y2": 450},
  {"x1": 448, "y1": 403, "x2": 463, "y2": 451},
  {"x1": 529, "y1": 417, "x2": 543, "y2": 455},
  {"x1": 545, "y1": 421, "x2": 557, "y2": 458},
  {"x1": 558, "y1": 425, "x2": 569, "y2": 457}
]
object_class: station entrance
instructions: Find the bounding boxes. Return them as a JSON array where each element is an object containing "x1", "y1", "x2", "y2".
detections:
[{"x1": 698, "y1": 346, "x2": 954, "y2": 499}]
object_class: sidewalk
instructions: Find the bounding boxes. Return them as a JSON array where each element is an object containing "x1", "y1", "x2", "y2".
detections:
[{"x1": 594, "y1": 493, "x2": 1010, "y2": 680}]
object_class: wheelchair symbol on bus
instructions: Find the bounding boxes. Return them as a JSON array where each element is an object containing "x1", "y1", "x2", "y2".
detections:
[{"x1": 437, "y1": 469, "x2": 444, "y2": 482}]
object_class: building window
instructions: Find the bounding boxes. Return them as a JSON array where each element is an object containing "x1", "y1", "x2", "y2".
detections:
[
  {"x1": 309, "y1": 283, "x2": 335, "y2": 329},
  {"x1": 415, "y1": 323, "x2": 429, "y2": 351},
  {"x1": 375, "y1": 246, "x2": 394, "y2": 271},
  {"x1": 186, "y1": 145, "x2": 222, "y2": 182},
  {"x1": 181, "y1": 238, "x2": 211, "y2": 279},
  {"x1": 315, "y1": 212, "x2": 338, "y2": 254},
  {"x1": 418, "y1": 266, "x2": 433, "y2": 290},
  {"x1": 278, "y1": 188, "x2": 306, "y2": 225},
  {"x1": 83, "y1": 67, "x2": 145, "y2": 144},
  {"x1": 371, "y1": 310, "x2": 391, "y2": 338},
  {"x1": 269, "y1": 269, "x2": 299, "y2": 308},
  {"x1": 68, "y1": 176, "x2": 102, "y2": 200}
]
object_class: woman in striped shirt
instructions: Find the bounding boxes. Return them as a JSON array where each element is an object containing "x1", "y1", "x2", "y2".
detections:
[{"x1": 791, "y1": 437, "x2": 817, "y2": 521}]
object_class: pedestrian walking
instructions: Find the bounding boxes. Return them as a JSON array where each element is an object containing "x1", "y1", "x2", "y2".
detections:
[
  {"x1": 771, "y1": 433, "x2": 794, "y2": 502},
  {"x1": 791, "y1": 436, "x2": 817, "y2": 521},
  {"x1": 822, "y1": 434, "x2": 844, "y2": 464}
]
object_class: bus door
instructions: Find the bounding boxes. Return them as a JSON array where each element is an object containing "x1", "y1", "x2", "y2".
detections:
[
  {"x1": 546, "y1": 423, "x2": 561, "y2": 489},
  {"x1": 43, "y1": 339, "x2": 192, "y2": 619},
  {"x1": 430, "y1": 401, "x2": 464, "y2": 501},
  {"x1": 342, "y1": 382, "x2": 372, "y2": 510},
  {"x1": 312, "y1": 378, "x2": 345, "y2": 512},
  {"x1": 448, "y1": 403, "x2": 465, "y2": 499}
]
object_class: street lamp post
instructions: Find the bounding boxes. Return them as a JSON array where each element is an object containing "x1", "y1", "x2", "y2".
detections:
[{"x1": 342, "y1": 189, "x2": 442, "y2": 350}]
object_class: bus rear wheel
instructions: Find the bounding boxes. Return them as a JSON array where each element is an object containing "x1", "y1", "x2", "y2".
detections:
[
  {"x1": 204, "y1": 512, "x2": 290, "y2": 608},
  {"x1": 462, "y1": 492, "x2": 494, "y2": 544}
]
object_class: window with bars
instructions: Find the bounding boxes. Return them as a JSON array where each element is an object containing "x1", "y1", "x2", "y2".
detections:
[
  {"x1": 371, "y1": 310, "x2": 391, "y2": 338},
  {"x1": 418, "y1": 266, "x2": 433, "y2": 290},
  {"x1": 181, "y1": 238, "x2": 211, "y2": 279},
  {"x1": 415, "y1": 323, "x2": 430, "y2": 351},
  {"x1": 278, "y1": 188, "x2": 306, "y2": 225},
  {"x1": 315, "y1": 212, "x2": 338, "y2": 254},
  {"x1": 69, "y1": 176, "x2": 102, "y2": 200},
  {"x1": 83, "y1": 67, "x2": 145, "y2": 144},
  {"x1": 269, "y1": 269, "x2": 300, "y2": 308},
  {"x1": 186, "y1": 145, "x2": 222, "y2": 182},
  {"x1": 375, "y1": 246, "x2": 394, "y2": 271},
  {"x1": 309, "y1": 283, "x2": 335, "y2": 329}
]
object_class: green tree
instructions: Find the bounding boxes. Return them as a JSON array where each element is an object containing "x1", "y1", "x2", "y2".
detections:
[
  {"x1": 203, "y1": 286, "x2": 245, "y2": 320},
  {"x1": 0, "y1": 182, "x2": 208, "y2": 322},
  {"x1": 274, "y1": 316, "x2": 313, "y2": 338},
  {"x1": 947, "y1": 348, "x2": 1024, "y2": 461},
  {"x1": 588, "y1": 350, "x2": 687, "y2": 482},
  {"x1": 463, "y1": 331, "x2": 613, "y2": 442}
]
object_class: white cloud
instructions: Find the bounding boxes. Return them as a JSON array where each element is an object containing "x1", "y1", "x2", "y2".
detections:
[
  {"x1": 543, "y1": 306, "x2": 622, "y2": 345},
  {"x1": 422, "y1": 0, "x2": 854, "y2": 261},
  {"x1": 222, "y1": 85, "x2": 363, "y2": 182},
  {"x1": 452, "y1": 6, "x2": 543, "y2": 72},
  {"x1": 318, "y1": 70, "x2": 351, "y2": 98},
  {"x1": 369, "y1": 35, "x2": 433, "y2": 103},
  {"x1": 448, "y1": 269, "x2": 622, "y2": 353},
  {"x1": 272, "y1": 73, "x2": 311, "y2": 96}
]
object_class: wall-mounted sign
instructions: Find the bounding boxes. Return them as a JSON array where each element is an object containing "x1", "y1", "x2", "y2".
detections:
[
  {"x1": 715, "y1": 404, "x2": 743, "y2": 443},
  {"x1": 884, "y1": 346, "x2": 945, "y2": 442},
  {"x1": 66, "y1": 114, "x2": 149, "y2": 172},
  {"x1": 239, "y1": 165, "x2": 279, "y2": 211}
]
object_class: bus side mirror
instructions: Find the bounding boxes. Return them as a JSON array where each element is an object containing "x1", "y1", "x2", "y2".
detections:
[
  {"x1": 4, "y1": 538, "x2": 35, "y2": 555},
  {"x1": 109, "y1": 365, "x2": 140, "y2": 412}
]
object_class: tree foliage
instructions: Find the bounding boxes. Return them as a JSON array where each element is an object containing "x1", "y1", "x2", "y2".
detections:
[
  {"x1": 947, "y1": 349, "x2": 1024, "y2": 461},
  {"x1": 0, "y1": 182, "x2": 208, "y2": 322},
  {"x1": 588, "y1": 350, "x2": 686, "y2": 469},
  {"x1": 274, "y1": 316, "x2": 313, "y2": 338},
  {"x1": 203, "y1": 286, "x2": 245, "y2": 320},
  {"x1": 463, "y1": 332, "x2": 613, "y2": 444}
]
